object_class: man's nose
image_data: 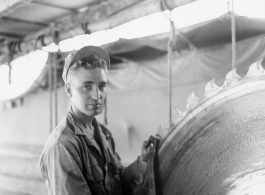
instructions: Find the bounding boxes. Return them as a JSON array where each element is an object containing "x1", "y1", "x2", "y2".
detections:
[{"x1": 92, "y1": 86, "x2": 100, "y2": 99}]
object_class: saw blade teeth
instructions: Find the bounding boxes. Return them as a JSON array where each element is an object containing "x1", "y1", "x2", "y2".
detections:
[
  {"x1": 174, "y1": 106, "x2": 186, "y2": 117},
  {"x1": 204, "y1": 78, "x2": 221, "y2": 98},
  {"x1": 223, "y1": 69, "x2": 241, "y2": 87},
  {"x1": 157, "y1": 124, "x2": 170, "y2": 139},
  {"x1": 246, "y1": 60, "x2": 265, "y2": 78},
  {"x1": 172, "y1": 106, "x2": 185, "y2": 125},
  {"x1": 186, "y1": 92, "x2": 200, "y2": 112}
]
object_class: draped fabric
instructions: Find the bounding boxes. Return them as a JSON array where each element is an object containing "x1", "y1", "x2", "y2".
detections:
[{"x1": 107, "y1": 35, "x2": 265, "y2": 91}]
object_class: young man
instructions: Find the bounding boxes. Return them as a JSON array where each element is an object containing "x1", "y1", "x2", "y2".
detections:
[{"x1": 37, "y1": 46, "x2": 149, "y2": 195}]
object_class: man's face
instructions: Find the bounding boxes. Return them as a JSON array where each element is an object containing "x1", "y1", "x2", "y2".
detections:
[{"x1": 67, "y1": 67, "x2": 107, "y2": 118}]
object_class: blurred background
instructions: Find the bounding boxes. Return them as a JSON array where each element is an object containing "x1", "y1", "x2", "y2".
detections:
[{"x1": 1, "y1": 0, "x2": 265, "y2": 194}]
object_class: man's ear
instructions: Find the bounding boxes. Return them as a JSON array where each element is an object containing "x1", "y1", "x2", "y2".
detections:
[{"x1": 64, "y1": 83, "x2": 72, "y2": 97}]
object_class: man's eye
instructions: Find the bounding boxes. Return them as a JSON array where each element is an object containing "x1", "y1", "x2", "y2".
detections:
[
  {"x1": 99, "y1": 84, "x2": 106, "y2": 90},
  {"x1": 83, "y1": 85, "x2": 92, "y2": 90}
]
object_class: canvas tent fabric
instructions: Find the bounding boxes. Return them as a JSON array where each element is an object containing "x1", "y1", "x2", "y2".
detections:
[
  {"x1": 107, "y1": 35, "x2": 265, "y2": 92},
  {"x1": 3, "y1": 13, "x2": 265, "y2": 101},
  {"x1": 173, "y1": 13, "x2": 265, "y2": 52},
  {"x1": 107, "y1": 13, "x2": 265, "y2": 55}
]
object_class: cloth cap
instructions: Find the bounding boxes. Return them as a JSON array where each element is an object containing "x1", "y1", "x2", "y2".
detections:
[{"x1": 62, "y1": 46, "x2": 110, "y2": 83}]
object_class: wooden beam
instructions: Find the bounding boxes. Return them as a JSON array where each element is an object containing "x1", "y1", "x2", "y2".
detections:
[
  {"x1": 1, "y1": 16, "x2": 48, "y2": 27},
  {"x1": 0, "y1": 0, "x2": 33, "y2": 17},
  {"x1": 0, "y1": 0, "x2": 198, "y2": 64},
  {"x1": 24, "y1": 0, "x2": 198, "y2": 43},
  {"x1": 31, "y1": 1, "x2": 75, "y2": 12},
  {"x1": 86, "y1": 0, "x2": 199, "y2": 36},
  {"x1": 23, "y1": 0, "x2": 143, "y2": 42},
  {"x1": 0, "y1": 32, "x2": 23, "y2": 40}
]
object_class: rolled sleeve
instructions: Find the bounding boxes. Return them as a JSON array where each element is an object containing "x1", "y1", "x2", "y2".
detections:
[{"x1": 42, "y1": 143, "x2": 92, "y2": 195}]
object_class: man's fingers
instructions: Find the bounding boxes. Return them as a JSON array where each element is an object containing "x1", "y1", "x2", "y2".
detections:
[
  {"x1": 142, "y1": 140, "x2": 150, "y2": 148},
  {"x1": 141, "y1": 140, "x2": 151, "y2": 162}
]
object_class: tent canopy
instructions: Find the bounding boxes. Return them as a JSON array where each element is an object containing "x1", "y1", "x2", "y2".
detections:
[
  {"x1": 107, "y1": 13, "x2": 265, "y2": 60},
  {"x1": 0, "y1": 0, "x2": 198, "y2": 65}
]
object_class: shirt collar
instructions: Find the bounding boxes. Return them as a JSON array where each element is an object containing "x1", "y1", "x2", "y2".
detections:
[
  {"x1": 66, "y1": 107, "x2": 116, "y2": 163},
  {"x1": 66, "y1": 107, "x2": 110, "y2": 139},
  {"x1": 66, "y1": 107, "x2": 88, "y2": 136}
]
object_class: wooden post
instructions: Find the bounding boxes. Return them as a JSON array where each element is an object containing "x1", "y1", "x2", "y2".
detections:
[
  {"x1": 231, "y1": 0, "x2": 236, "y2": 73},
  {"x1": 53, "y1": 53, "x2": 58, "y2": 127},
  {"x1": 167, "y1": 18, "x2": 175, "y2": 127},
  {"x1": 48, "y1": 53, "x2": 53, "y2": 133}
]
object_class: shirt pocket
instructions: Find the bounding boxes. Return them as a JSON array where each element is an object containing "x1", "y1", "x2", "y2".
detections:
[
  {"x1": 85, "y1": 165, "x2": 104, "y2": 182},
  {"x1": 85, "y1": 165, "x2": 107, "y2": 195}
]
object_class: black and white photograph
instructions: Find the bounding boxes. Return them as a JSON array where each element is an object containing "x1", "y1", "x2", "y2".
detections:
[{"x1": 0, "y1": 0, "x2": 265, "y2": 194}]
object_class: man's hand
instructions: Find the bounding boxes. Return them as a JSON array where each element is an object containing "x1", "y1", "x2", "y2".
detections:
[{"x1": 141, "y1": 140, "x2": 151, "y2": 163}]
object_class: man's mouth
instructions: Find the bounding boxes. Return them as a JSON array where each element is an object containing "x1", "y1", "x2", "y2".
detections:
[{"x1": 88, "y1": 103, "x2": 102, "y2": 107}]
